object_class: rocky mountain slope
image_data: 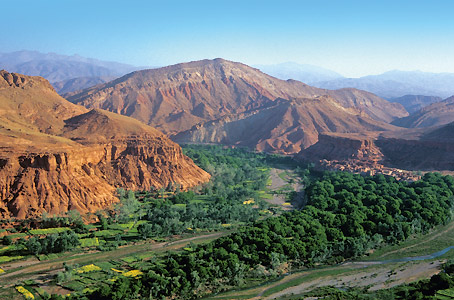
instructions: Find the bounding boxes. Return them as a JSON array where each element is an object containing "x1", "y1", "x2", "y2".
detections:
[
  {"x1": 389, "y1": 95, "x2": 443, "y2": 114},
  {"x1": 392, "y1": 96, "x2": 454, "y2": 128},
  {"x1": 0, "y1": 70, "x2": 210, "y2": 219},
  {"x1": 66, "y1": 59, "x2": 406, "y2": 153},
  {"x1": 173, "y1": 96, "x2": 396, "y2": 154}
]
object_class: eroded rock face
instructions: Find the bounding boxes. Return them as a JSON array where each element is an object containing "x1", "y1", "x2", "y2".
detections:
[
  {"x1": 299, "y1": 124, "x2": 454, "y2": 172},
  {"x1": 0, "y1": 150, "x2": 116, "y2": 219},
  {"x1": 376, "y1": 138, "x2": 454, "y2": 170},
  {"x1": 0, "y1": 71, "x2": 210, "y2": 219},
  {"x1": 300, "y1": 134, "x2": 384, "y2": 163},
  {"x1": 0, "y1": 140, "x2": 210, "y2": 219}
]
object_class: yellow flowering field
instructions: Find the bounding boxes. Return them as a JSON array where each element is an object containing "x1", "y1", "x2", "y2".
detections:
[
  {"x1": 243, "y1": 199, "x2": 255, "y2": 205},
  {"x1": 76, "y1": 264, "x2": 101, "y2": 273},
  {"x1": 111, "y1": 268, "x2": 123, "y2": 273},
  {"x1": 122, "y1": 270, "x2": 143, "y2": 277},
  {"x1": 16, "y1": 286, "x2": 34, "y2": 299}
]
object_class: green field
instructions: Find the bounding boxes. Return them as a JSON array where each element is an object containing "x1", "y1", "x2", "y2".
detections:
[{"x1": 28, "y1": 227, "x2": 70, "y2": 235}]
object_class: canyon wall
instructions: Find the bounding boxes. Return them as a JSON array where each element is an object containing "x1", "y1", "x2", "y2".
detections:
[{"x1": 0, "y1": 138, "x2": 210, "y2": 219}]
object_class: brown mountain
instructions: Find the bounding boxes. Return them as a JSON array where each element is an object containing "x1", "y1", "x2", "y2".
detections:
[
  {"x1": 66, "y1": 59, "x2": 407, "y2": 138},
  {"x1": 0, "y1": 70, "x2": 210, "y2": 219},
  {"x1": 173, "y1": 96, "x2": 397, "y2": 154},
  {"x1": 392, "y1": 96, "x2": 454, "y2": 128}
]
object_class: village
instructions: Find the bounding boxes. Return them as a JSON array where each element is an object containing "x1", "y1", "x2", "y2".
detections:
[{"x1": 318, "y1": 159, "x2": 422, "y2": 182}]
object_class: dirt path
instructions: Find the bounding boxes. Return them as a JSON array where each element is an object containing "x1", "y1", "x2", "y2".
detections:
[{"x1": 0, "y1": 232, "x2": 225, "y2": 286}]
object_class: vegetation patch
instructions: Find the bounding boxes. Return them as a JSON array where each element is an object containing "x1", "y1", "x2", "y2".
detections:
[
  {"x1": 79, "y1": 238, "x2": 99, "y2": 248},
  {"x1": 122, "y1": 270, "x2": 143, "y2": 277},
  {"x1": 28, "y1": 227, "x2": 70, "y2": 235},
  {"x1": 75, "y1": 264, "x2": 102, "y2": 274},
  {"x1": 15, "y1": 286, "x2": 34, "y2": 299},
  {"x1": 0, "y1": 255, "x2": 24, "y2": 263}
]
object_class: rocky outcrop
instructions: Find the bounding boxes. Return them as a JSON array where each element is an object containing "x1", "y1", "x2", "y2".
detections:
[
  {"x1": 1, "y1": 69, "x2": 54, "y2": 90},
  {"x1": 299, "y1": 123, "x2": 454, "y2": 172},
  {"x1": 0, "y1": 138, "x2": 210, "y2": 219},
  {"x1": 0, "y1": 71, "x2": 210, "y2": 219},
  {"x1": 0, "y1": 150, "x2": 116, "y2": 219},
  {"x1": 300, "y1": 134, "x2": 384, "y2": 163}
]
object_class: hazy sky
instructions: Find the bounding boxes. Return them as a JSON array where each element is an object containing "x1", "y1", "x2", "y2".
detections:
[{"x1": 2, "y1": 0, "x2": 454, "y2": 77}]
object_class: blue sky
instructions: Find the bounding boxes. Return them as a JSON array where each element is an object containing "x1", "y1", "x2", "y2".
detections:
[{"x1": 2, "y1": 0, "x2": 454, "y2": 77}]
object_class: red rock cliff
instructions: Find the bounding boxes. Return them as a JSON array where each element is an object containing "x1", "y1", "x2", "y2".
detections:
[{"x1": 0, "y1": 71, "x2": 210, "y2": 219}]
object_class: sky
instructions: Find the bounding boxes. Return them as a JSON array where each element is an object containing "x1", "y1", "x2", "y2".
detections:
[{"x1": 2, "y1": 0, "x2": 454, "y2": 77}]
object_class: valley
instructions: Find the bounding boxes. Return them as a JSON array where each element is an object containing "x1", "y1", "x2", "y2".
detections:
[
  {"x1": 2, "y1": 57, "x2": 454, "y2": 300},
  {"x1": 2, "y1": 145, "x2": 454, "y2": 299},
  {"x1": 0, "y1": 145, "x2": 307, "y2": 299},
  {"x1": 4, "y1": 1, "x2": 454, "y2": 299}
]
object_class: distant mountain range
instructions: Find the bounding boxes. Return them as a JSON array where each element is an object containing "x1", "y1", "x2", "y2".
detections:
[
  {"x1": 312, "y1": 70, "x2": 454, "y2": 99},
  {"x1": 254, "y1": 62, "x2": 344, "y2": 84},
  {"x1": 251, "y1": 63, "x2": 454, "y2": 99},
  {"x1": 0, "y1": 50, "x2": 144, "y2": 93},
  {"x1": 52, "y1": 76, "x2": 115, "y2": 94}
]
